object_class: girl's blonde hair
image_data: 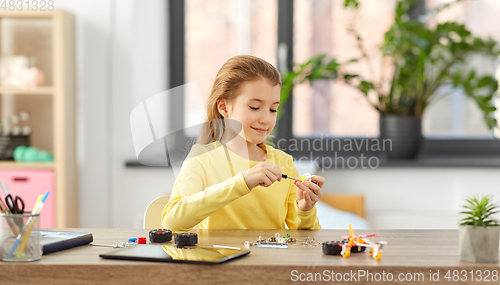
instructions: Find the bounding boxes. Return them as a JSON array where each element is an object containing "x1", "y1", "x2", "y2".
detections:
[{"x1": 197, "y1": 55, "x2": 281, "y2": 147}]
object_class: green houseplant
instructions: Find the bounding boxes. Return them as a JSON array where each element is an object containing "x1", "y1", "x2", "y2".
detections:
[
  {"x1": 280, "y1": 0, "x2": 500, "y2": 159},
  {"x1": 459, "y1": 195, "x2": 499, "y2": 263}
]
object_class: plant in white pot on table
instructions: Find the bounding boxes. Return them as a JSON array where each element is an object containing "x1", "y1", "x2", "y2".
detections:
[{"x1": 459, "y1": 195, "x2": 499, "y2": 263}]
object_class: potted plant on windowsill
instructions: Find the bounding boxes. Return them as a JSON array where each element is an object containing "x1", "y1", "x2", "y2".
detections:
[
  {"x1": 280, "y1": 0, "x2": 499, "y2": 159},
  {"x1": 459, "y1": 195, "x2": 499, "y2": 263}
]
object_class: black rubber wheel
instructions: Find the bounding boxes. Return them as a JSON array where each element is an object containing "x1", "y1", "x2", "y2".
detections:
[
  {"x1": 174, "y1": 233, "x2": 198, "y2": 246},
  {"x1": 149, "y1": 229, "x2": 173, "y2": 243},
  {"x1": 323, "y1": 241, "x2": 342, "y2": 255}
]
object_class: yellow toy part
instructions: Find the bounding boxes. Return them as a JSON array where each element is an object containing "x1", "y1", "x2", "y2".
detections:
[
  {"x1": 348, "y1": 224, "x2": 355, "y2": 237},
  {"x1": 340, "y1": 237, "x2": 354, "y2": 258},
  {"x1": 339, "y1": 224, "x2": 386, "y2": 261},
  {"x1": 299, "y1": 173, "x2": 316, "y2": 182},
  {"x1": 348, "y1": 237, "x2": 354, "y2": 246},
  {"x1": 341, "y1": 245, "x2": 351, "y2": 258}
]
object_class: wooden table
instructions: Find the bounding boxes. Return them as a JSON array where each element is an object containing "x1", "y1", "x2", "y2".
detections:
[{"x1": 0, "y1": 229, "x2": 499, "y2": 285}]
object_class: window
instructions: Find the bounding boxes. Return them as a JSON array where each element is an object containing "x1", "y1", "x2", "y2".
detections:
[
  {"x1": 424, "y1": 0, "x2": 500, "y2": 138},
  {"x1": 164, "y1": 0, "x2": 500, "y2": 165},
  {"x1": 293, "y1": 0, "x2": 396, "y2": 138},
  {"x1": 292, "y1": 0, "x2": 499, "y2": 139},
  {"x1": 184, "y1": 0, "x2": 278, "y2": 136}
]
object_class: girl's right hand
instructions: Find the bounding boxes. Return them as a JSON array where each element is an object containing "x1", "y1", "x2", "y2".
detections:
[{"x1": 242, "y1": 162, "x2": 282, "y2": 189}]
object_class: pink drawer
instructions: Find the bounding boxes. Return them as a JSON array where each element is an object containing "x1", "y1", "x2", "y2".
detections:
[{"x1": 0, "y1": 170, "x2": 55, "y2": 228}]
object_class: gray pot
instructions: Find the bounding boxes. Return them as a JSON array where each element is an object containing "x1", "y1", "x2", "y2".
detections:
[
  {"x1": 379, "y1": 115, "x2": 423, "y2": 160},
  {"x1": 459, "y1": 225, "x2": 499, "y2": 263}
]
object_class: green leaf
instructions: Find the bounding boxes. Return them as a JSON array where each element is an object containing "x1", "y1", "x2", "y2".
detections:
[
  {"x1": 344, "y1": 0, "x2": 359, "y2": 9},
  {"x1": 460, "y1": 195, "x2": 499, "y2": 227},
  {"x1": 358, "y1": 81, "x2": 376, "y2": 95}
]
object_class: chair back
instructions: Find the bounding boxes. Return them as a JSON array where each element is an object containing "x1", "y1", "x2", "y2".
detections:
[
  {"x1": 144, "y1": 195, "x2": 170, "y2": 229},
  {"x1": 320, "y1": 194, "x2": 366, "y2": 218}
]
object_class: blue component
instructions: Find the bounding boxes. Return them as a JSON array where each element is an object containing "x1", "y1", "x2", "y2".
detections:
[{"x1": 128, "y1": 238, "x2": 137, "y2": 242}]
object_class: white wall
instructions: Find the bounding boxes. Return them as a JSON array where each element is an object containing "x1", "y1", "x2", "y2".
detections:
[
  {"x1": 54, "y1": 0, "x2": 115, "y2": 227},
  {"x1": 114, "y1": 0, "x2": 177, "y2": 228},
  {"x1": 56, "y1": 0, "x2": 176, "y2": 228},
  {"x1": 320, "y1": 167, "x2": 500, "y2": 229},
  {"x1": 57, "y1": 0, "x2": 500, "y2": 229}
]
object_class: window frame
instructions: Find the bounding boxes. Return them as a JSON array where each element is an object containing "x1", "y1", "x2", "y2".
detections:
[{"x1": 167, "y1": 0, "x2": 191, "y2": 154}]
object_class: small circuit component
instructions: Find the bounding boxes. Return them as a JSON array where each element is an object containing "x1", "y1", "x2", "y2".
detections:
[
  {"x1": 244, "y1": 233, "x2": 317, "y2": 248},
  {"x1": 256, "y1": 242, "x2": 288, "y2": 248}
]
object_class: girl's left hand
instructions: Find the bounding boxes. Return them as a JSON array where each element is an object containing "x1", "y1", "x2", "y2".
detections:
[{"x1": 295, "y1": 175, "x2": 325, "y2": 212}]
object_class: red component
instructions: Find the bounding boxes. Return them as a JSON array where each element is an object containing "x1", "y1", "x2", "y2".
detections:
[{"x1": 138, "y1": 237, "x2": 147, "y2": 244}]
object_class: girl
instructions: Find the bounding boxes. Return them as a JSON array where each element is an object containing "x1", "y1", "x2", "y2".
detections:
[{"x1": 162, "y1": 55, "x2": 323, "y2": 233}]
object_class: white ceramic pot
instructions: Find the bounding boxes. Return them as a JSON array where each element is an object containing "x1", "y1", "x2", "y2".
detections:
[{"x1": 459, "y1": 225, "x2": 499, "y2": 263}]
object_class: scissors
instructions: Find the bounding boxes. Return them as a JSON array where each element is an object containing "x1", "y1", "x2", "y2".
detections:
[
  {"x1": 5, "y1": 195, "x2": 25, "y2": 214},
  {"x1": 0, "y1": 181, "x2": 25, "y2": 214}
]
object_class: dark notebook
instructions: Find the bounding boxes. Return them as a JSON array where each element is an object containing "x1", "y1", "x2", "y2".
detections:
[{"x1": 40, "y1": 231, "x2": 93, "y2": 255}]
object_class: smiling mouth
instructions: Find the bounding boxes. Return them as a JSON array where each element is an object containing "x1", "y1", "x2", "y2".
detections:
[{"x1": 252, "y1": 127, "x2": 267, "y2": 133}]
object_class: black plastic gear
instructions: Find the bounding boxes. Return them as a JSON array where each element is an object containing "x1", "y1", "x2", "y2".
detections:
[
  {"x1": 351, "y1": 245, "x2": 366, "y2": 253},
  {"x1": 174, "y1": 233, "x2": 198, "y2": 246},
  {"x1": 323, "y1": 241, "x2": 342, "y2": 255},
  {"x1": 149, "y1": 229, "x2": 172, "y2": 243},
  {"x1": 351, "y1": 245, "x2": 360, "y2": 253}
]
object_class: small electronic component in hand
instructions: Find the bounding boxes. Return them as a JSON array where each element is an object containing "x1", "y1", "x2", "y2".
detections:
[
  {"x1": 149, "y1": 229, "x2": 173, "y2": 243},
  {"x1": 174, "y1": 233, "x2": 198, "y2": 246},
  {"x1": 282, "y1": 173, "x2": 318, "y2": 184}
]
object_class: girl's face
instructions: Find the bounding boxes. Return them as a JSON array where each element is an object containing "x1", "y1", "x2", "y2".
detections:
[{"x1": 219, "y1": 79, "x2": 281, "y2": 145}]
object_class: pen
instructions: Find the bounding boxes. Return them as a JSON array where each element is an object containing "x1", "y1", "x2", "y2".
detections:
[
  {"x1": 0, "y1": 196, "x2": 10, "y2": 213},
  {"x1": 8, "y1": 191, "x2": 49, "y2": 258},
  {"x1": 282, "y1": 174, "x2": 318, "y2": 184},
  {"x1": 15, "y1": 195, "x2": 43, "y2": 258},
  {"x1": 0, "y1": 189, "x2": 20, "y2": 236},
  {"x1": 0, "y1": 181, "x2": 11, "y2": 197},
  {"x1": 1, "y1": 181, "x2": 25, "y2": 230}
]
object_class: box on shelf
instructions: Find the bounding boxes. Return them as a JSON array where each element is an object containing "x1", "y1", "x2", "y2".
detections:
[{"x1": 0, "y1": 135, "x2": 29, "y2": 160}]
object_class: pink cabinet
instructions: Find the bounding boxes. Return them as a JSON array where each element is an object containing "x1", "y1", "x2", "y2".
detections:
[{"x1": 0, "y1": 170, "x2": 55, "y2": 228}]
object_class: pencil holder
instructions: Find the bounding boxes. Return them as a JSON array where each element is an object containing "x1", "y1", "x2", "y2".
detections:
[{"x1": 0, "y1": 212, "x2": 41, "y2": 262}]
